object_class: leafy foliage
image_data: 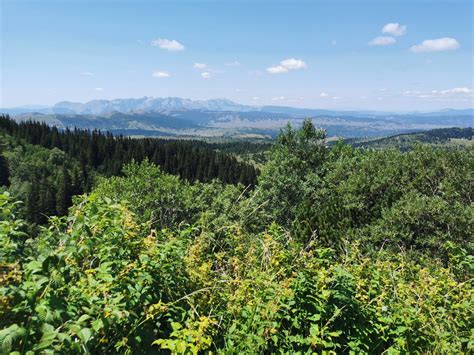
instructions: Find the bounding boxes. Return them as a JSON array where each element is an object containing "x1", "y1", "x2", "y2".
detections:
[
  {"x1": 1, "y1": 133, "x2": 85, "y2": 225},
  {"x1": 1, "y1": 119, "x2": 472, "y2": 353},
  {"x1": 258, "y1": 124, "x2": 473, "y2": 258}
]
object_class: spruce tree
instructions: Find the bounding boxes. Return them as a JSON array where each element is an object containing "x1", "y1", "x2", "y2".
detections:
[
  {"x1": 26, "y1": 181, "x2": 40, "y2": 223},
  {"x1": 56, "y1": 166, "x2": 71, "y2": 215},
  {"x1": 0, "y1": 154, "x2": 9, "y2": 187}
]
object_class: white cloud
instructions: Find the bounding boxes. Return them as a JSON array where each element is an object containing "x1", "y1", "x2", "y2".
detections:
[
  {"x1": 193, "y1": 64, "x2": 222, "y2": 79},
  {"x1": 332, "y1": 96, "x2": 342, "y2": 100},
  {"x1": 280, "y1": 58, "x2": 307, "y2": 70},
  {"x1": 402, "y1": 90, "x2": 421, "y2": 95},
  {"x1": 382, "y1": 23, "x2": 407, "y2": 37},
  {"x1": 193, "y1": 62, "x2": 207, "y2": 70},
  {"x1": 94, "y1": 87, "x2": 103, "y2": 91},
  {"x1": 266, "y1": 58, "x2": 307, "y2": 74},
  {"x1": 439, "y1": 87, "x2": 472, "y2": 95},
  {"x1": 225, "y1": 60, "x2": 241, "y2": 67},
  {"x1": 410, "y1": 37, "x2": 460, "y2": 53},
  {"x1": 368, "y1": 36, "x2": 396, "y2": 46},
  {"x1": 320, "y1": 92, "x2": 328, "y2": 97},
  {"x1": 81, "y1": 71, "x2": 94, "y2": 77},
  {"x1": 252, "y1": 96, "x2": 260, "y2": 100},
  {"x1": 152, "y1": 71, "x2": 171, "y2": 78},
  {"x1": 403, "y1": 87, "x2": 472, "y2": 99},
  {"x1": 267, "y1": 65, "x2": 288, "y2": 74},
  {"x1": 151, "y1": 38, "x2": 185, "y2": 51},
  {"x1": 201, "y1": 72, "x2": 212, "y2": 79}
]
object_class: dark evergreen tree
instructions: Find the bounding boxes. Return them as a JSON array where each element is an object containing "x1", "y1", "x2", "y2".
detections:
[
  {"x1": 0, "y1": 154, "x2": 9, "y2": 187},
  {"x1": 0, "y1": 114, "x2": 258, "y2": 186},
  {"x1": 56, "y1": 165, "x2": 72, "y2": 215},
  {"x1": 26, "y1": 181, "x2": 40, "y2": 224},
  {"x1": 0, "y1": 114, "x2": 262, "y2": 224}
]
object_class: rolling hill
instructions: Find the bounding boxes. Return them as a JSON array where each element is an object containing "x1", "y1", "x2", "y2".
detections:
[{"x1": 3, "y1": 97, "x2": 473, "y2": 139}]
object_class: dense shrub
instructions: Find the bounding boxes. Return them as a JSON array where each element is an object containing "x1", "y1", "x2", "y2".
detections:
[
  {"x1": 1, "y1": 192, "x2": 472, "y2": 353},
  {"x1": 1, "y1": 120, "x2": 472, "y2": 353},
  {"x1": 258, "y1": 122, "x2": 473, "y2": 259}
]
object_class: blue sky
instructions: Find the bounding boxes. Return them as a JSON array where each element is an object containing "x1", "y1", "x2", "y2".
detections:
[{"x1": 1, "y1": 0, "x2": 473, "y2": 111}]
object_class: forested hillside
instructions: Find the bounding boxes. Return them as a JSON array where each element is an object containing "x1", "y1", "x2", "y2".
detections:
[
  {"x1": 0, "y1": 115, "x2": 258, "y2": 224},
  {"x1": 1, "y1": 120, "x2": 473, "y2": 353},
  {"x1": 350, "y1": 127, "x2": 473, "y2": 150}
]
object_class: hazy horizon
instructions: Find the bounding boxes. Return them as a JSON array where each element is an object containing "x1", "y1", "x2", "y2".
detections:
[{"x1": 2, "y1": 95, "x2": 473, "y2": 115}]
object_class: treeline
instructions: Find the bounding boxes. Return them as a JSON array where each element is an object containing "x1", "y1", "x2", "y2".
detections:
[
  {"x1": 0, "y1": 115, "x2": 258, "y2": 186},
  {"x1": 421, "y1": 126, "x2": 473, "y2": 141},
  {"x1": 353, "y1": 126, "x2": 473, "y2": 149},
  {"x1": 0, "y1": 136, "x2": 86, "y2": 224},
  {"x1": 0, "y1": 114, "x2": 258, "y2": 224}
]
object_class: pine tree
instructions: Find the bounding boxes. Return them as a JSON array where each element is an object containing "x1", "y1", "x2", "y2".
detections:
[
  {"x1": 56, "y1": 166, "x2": 72, "y2": 215},
  {"x1": 0, "y1": 154, "x2": 9, "y2": 187},
  {"x1": 39, "y1": 176, "x2": 56, "y2": 219},
  {"x1": 26, "y1": 180, "x2": 40, "y2": 223}
]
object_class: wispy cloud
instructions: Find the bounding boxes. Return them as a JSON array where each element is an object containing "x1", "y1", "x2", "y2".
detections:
[
  {"x1": 382, "y1": 23, "x2": 407, "y2": 37},
  {"x1": 441, "y1": 87, "x2": 471, "y2": 94},
  {"x1": 266, "y1": 58, "x2": 307, "y2": 74},
  {"x1": 410, "y1": 38, "x2": 460, "y2": 53},
  {"x1": 193, "y1": 63, "x2": 221, "y2": 79},
  {"x1": 151, "y1": 38, "x2": 185, "y2": 51},
  {"x1": 267, "y1": 66, "x2": 289, "y2": 74},
  {"x1": 94, "y1": 87, "x2": 103, "y2": 91},
  {"x1": 80, "y1": 71, "x2": 94, "y2": 77},
  {"x1": 280, "y1": 58, "x2": 307, "y2": 70},
  {"x1": 201, "y1": 72, "x2": 212, "y2": 79},
  {"x1": 193, "y1": 63, "x2": 207, "y2": 70},
  {"x1": 320, "y1": 92, "x2": 329, "y2": 97},
  {"x1": 368, "y1": 36, "x2": 396, "y2": 46},
  {"x1": 152, "y1": 71, "x2": 171, "y2": 78},
  {"x1": 403, "y1": 87, "x2": 472, "y2": 98}
]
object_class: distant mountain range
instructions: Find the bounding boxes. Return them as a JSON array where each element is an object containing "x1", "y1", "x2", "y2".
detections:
[
  {"x1": 1, "y1": 97, "x2": 254, "y2": 115},
  {"x1": 3, "y1": 97, "x2": 473, "y2": 117},
  {"x1": 2, "y1": 97, "x2": 473, "y2": 139}
]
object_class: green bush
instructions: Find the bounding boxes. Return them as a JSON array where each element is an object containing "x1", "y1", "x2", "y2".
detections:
[{"x1": 1, "y1": 121, "x2": 472, "y2": 353}]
